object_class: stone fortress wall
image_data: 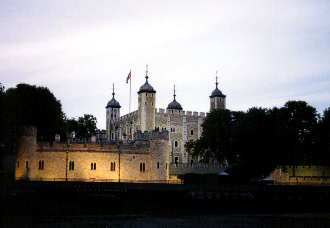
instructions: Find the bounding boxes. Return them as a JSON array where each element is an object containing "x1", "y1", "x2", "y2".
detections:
[
  {"x1": 269, "y1": 166, "x2": 330, "y2": 185},
  {"x1": 106, "y1": 68, "x2": 228, "y2": 177},
  {"x1": 109, "y1": 108, "x2": 207, "y2": 165},
  {"x1": 15, "y1": 126, "x2": 170, "y2": 182}
]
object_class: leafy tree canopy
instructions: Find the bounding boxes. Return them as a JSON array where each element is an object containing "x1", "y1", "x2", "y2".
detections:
[
  {"x1": 3, "y1": 83, "x2": 66, "y2": 142},
  {"x1": 185, "y1": 100, "x2": 326, "y2": 181},
  {"x1": 67, "y1": 114, "x2": 97, "y2": 139}
]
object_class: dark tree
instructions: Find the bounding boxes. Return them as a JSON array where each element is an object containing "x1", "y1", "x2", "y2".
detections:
[
  {"x1": 230, "y1": 107, "x2": 279, "y2": 181},
  {"x1": 185, "y1": 109, "x2": 233, "y2": 162},
  {"x1": 4, "y1": 84, "x2": 66, "y2": 142},
  {"x1": 0, "y1": 83, "x2": 5, "y2": 145},
  {"x1": 314, "y1": 108, "x2": 330, "y2": 165},
  {"x1": 277, "y1": 101, "x2": 318, "y2": 165},
  {"x1": 67, "y1": 114, "x2": 97, "y2": 139}
]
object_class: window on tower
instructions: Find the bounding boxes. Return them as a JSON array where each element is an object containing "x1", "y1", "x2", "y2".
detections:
[
  {"x1": 38, "y1": 160, "x2": 44, "y2": 170},
  {"x1": 69, "y1": 161, "x2": 75, "y2": 170},
  {"x1": 110, "y1": 162, "x2": 116, "y2": 171}
]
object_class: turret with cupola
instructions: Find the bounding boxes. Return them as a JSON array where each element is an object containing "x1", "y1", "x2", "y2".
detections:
[
  {"x1": 138, "y1": 65, "x2": 156, "y2": 132},
  {"x1": 106, "y1": 84, "x2": 121, "y2": 141},
  {"x1": 210, "y1": 72, "x2": 226, "y2": 110}
]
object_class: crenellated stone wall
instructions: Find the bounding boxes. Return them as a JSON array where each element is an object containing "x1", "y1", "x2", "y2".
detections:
[{"x1": 15, "y1": 127, "x2": 169, "y2": 182}]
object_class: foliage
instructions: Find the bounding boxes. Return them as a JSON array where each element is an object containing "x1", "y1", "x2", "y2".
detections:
[
  {"x1": 185, "y1": 100, "x2": 326, "y2": 182},
  {"x1": 185, "y1": 109, "x2": 233, "y2": 162},
  {"x1": 3, "y1": 84, "x2": 67, "y2": 142},
  {"x1": 277, "y1": 101, "x2": 318, "y2": 165},
  {"x1": 0, "y1": 83, "x2": 5, "y2": 145},
  {"x1": 67, "y1": 114, "x2": 97, "y2": 139}
]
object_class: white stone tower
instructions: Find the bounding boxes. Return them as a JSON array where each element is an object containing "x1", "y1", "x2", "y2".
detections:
[
  {"x1": 210, "y1": 72, "x2": 226, "y2": 110},
  {"x1": 138, "y1": 65, "x2": 156, "y2": 132},
  {"x1": 106, "y1": 84, "x2": 121, "y2": 141}
]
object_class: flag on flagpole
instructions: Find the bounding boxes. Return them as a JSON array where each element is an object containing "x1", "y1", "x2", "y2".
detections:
[{"x1": 126, "y1": 71, "x2": 131, "y2": 83}]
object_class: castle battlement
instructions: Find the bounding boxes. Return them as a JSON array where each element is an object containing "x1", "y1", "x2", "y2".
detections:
[
  {"x1": 154, "y1": 108, "x2": 206, "y2": 117},
  {"x1": 37, "y1": 140, "x2": 151, "y2": 152},
  {"x1": 134, "y1": 129, "x2": 169, "y2": 141},
  {"x1": 112, "y1": 110, "x2": 138, "y2": 122},
  {"x1": 19, "y1": 125, "x2": 37, "y2": 137}
]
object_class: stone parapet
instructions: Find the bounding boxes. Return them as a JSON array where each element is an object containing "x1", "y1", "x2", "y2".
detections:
[
  {"x1": 169, "y1": 163, "x2": 226, "y2": 175},
  {"x1": 134, "y1": 129, "x2": 169, "y2": 141}
]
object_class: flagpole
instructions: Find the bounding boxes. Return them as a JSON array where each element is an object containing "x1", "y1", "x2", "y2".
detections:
[{"x1": 129, "y1": 70, "x2": 131, "y2": 114}]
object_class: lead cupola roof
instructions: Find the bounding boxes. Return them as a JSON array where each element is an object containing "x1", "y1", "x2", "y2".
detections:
[
  {"x1": 106, "y1": 84, "x2": 121, "y2": 108},
  {"x1": 167, "y1": 85, "x2": 183, "y2": 110},
  {"x1": 210, "y1": 72, "x2": 226, "y2": 98},
  {"x1": 138, "y1": 65, "x2": 156, "y2": 94}
]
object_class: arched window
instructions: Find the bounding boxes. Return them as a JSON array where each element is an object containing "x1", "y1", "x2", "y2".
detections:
[{"x1": 174, "y1": 140, "x2": 178, "y2": 148}]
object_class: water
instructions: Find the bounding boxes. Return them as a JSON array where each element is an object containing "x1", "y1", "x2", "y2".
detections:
[{"x1": 2, "y1": 214, "x2": 330, "y2": 228}]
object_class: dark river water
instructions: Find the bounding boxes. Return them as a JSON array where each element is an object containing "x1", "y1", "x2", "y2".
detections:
[{"x1": 2, "y1": 214, "x2": 330, "y2": 228}]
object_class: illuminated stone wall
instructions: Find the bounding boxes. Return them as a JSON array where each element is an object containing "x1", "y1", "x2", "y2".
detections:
[{"x1": 15, "y1": 129, "x2": 169, "y2": 182}]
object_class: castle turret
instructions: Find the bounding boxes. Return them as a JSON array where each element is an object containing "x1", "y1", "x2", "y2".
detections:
[
  {"x1": 210, "y1": 72, "x2": 226, "y2": 110},
  {"x1": 138, "y1": 65, "x2": 156, "y2": 132},
  {"x1": 15, "y1": 126, "x2": 37, "y2": 180},
  {"x1": 106, "y1": 84, "x2": 121, "y2": 141}
]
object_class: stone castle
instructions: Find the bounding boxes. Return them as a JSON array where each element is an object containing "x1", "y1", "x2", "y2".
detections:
[
  {"x1": 106, "y1": 67, "x2": 226, "y2": 165},
  {"x1": 15, "y1": 126, "x2": 170, "y2": 182},
  {"x1": 15, "y1": 67, "x2": 227, "y2": 182}
]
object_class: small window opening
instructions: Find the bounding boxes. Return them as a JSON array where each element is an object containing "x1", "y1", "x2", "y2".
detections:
[
  {"x1": 38, "y1": 160, "x2": 44, "y2": 170},
  {"x1": 140, "y1": 163, "x2": 145, "y2": 172},
  {"x1": 111, "y1": 162, "x2": 116, "y2": 171},
  {"x1": 69, "y1": 161, "x2": 74, "y2": 170}
]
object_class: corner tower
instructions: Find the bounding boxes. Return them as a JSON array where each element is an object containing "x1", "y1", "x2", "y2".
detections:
[
  {"x1": 138, "y1": 65, "x2": 156, "y2": 132},
  {"x1": 210, "y1": 72, "x2": 226, "y2": 110},
  {"x1": 106, "y1": 84, "x2": 121, "y2": 141}
]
